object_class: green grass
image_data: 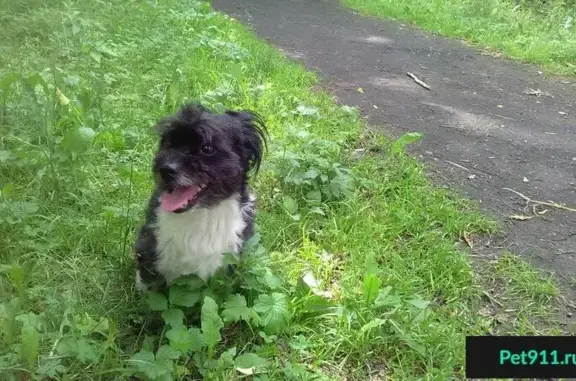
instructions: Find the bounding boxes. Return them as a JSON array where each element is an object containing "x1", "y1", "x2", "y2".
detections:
[
  {"x1": 0, "y1": 0, "x2": 566, "y2": 379},
  {"x1": 342, "y1": 0, "x2": 576, "y2": 76}
]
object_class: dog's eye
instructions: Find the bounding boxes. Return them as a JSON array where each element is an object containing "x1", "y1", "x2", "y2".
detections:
[{"x1": 201, "y1": 144, "x2": 214, "y2": 155}]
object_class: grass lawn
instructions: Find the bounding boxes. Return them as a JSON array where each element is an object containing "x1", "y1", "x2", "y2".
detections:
[
  {"x1": 342, "y1": 0, "x2": 576, "y2": 77},
  {"x1": 0, "y1": 0, "x2": 565, "y2": 380}
]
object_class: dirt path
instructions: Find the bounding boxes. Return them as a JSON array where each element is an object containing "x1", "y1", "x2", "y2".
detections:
[{"x1": 212, "y1": 0, "x2": 576, "y2": 285}]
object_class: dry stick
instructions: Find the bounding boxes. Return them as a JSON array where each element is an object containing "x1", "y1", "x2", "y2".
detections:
[
  {"x1": 445, "y1": 160, "x2": 471, "y2": 171},
  {"x1": 502, "y1": 187, "x2": 576, "y2": 213},
  {"x1": 406, "y1": 72, "x2": 431, "y2": 90},
  {"x1": 559, "y1": 295, "x2": 576, "y2": 310}
]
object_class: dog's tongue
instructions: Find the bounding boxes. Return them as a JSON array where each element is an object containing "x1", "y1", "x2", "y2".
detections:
[{"x1": 160, "y1": 186, "x2": 201, "y2": 212}]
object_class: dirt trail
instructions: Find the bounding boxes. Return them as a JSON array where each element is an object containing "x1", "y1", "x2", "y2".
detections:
[{"x1": 211, "y1": 0, "x2": 576, "y2": 285}]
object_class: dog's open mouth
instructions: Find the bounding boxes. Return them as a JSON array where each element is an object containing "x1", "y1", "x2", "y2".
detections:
[{"x1": 159, "y1": 184, "x2": 207, "y2": 213}]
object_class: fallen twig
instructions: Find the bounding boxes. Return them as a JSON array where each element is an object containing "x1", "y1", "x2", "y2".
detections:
[
  {"x1": 462, "y1": 232, "x2": 474, "y2": 248},
  {"x1": 445, "y1": 160, "x2": 471, "y2": 172},
  {"x1": 559, "y1": 295, "x2": 576, "y2": 310},
  {"x1": 406, "y1": 72, "x2": 431, "y2": 90},
  {"x1": 523, "y1": 88, "x2": 552, "y2": 97},
  {"x1": 508, "y1": 214, "x2": 533, "y2": 221},
  {"x1": 481, "y1": 290, "x2": 504, "y2": 307},
  {"x1": 502, "y1": 187, "x2": 576, "y2": 213}
]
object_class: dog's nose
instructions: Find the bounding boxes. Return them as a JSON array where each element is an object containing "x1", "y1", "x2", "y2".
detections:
[{"x1": 159, "y1": 165, "x2": 177, "y2": 183}]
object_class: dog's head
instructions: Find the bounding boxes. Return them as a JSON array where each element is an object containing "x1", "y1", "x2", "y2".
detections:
[{"x1": 152, "y1": 103, "x2": 267, "y2": 213}]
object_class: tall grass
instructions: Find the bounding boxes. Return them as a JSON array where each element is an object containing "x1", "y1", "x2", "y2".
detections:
[{"x1": 343, "y1": 0, "x2": 576, "y2": 75}]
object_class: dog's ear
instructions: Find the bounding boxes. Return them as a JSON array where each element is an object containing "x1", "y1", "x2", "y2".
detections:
[
  {"x1": 227, "y1": 110, "x2": 268, "y2": 175},
  {"x1": 153, "y1": 115, "x2": 175, "y2": 134}
]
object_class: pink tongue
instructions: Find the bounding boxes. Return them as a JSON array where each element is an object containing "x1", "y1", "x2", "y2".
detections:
[{"x1": 160, "y1": 186, "x2": 201, "y2": 212}]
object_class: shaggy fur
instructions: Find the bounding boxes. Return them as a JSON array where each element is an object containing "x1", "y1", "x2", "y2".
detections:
[{"x1": 133, "y1": 103, "x2": 267, "y2": 291}]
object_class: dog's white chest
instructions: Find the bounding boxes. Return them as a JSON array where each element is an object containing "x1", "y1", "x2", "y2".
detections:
[{"x1": 154, "y1": 196, "x2": 246, "y2": 282}]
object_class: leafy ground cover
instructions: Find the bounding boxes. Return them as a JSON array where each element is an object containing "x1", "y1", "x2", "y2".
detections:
[
  {"x1": 0, "y1": 0, "x2": 564, "y2": 379},
  {"x1": 342, "y1": 0, "x2": 576, "y2": 76}
]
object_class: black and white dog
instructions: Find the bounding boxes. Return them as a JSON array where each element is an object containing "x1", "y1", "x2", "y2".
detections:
[{"x1": 133, "y1": 103, "x2": 267, "y2": 291}]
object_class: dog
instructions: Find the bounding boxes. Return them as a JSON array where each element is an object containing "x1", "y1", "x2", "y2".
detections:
[{"x1": 133, "y1": 102, "x2": 267, "y2": 291}]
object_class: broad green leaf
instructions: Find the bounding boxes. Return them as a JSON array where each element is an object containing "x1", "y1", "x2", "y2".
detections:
[
  {"x1": 300, "y1": 294, "x2": 333, "y2": 314},
  {"x1": 242, "y1": 232, "x2": 262, "y2": 256},
  {"x1": 169, "y1": 285, "x2": 201, "y2": 307},
  {"x1": 363, "y1": 273, "x2": 381, "y2": 305},
  {"x1": 258, "y1": 331, "x2": 278, "y2": 344},
  {"x1": 73, "y1": 313, "x2": 109, "y2": 336},
  {"x1": 223, "y1": 252, "x2": 240, "y2": 266},
  {"x1": 128, "y1": 349, "x2": 154, "y2": 370},
  {"x1": 407, "y1": 299, "x2": 431, "y2": 309},
  {"x1": 253, "y1": 293, "x2": 289, "y2": 334},
  {"x1": 147, "y1": 292, "x2": 168, "y2": 311},
  {"x1": 302, "y1": 169, "x2": 319, "y2": 179},
  {"x1": 413, "y1": 308, "x2": 432, "y2": 323},
  {"x1": 289, "y1": 335, "x2": 311, "y2": 351},
  {"x1": 74, "y1": 337, "x2": 100, "y2": 363},
  {"x1": 142, "y1": 335, "x2": 155, "y2": 352},
  {"x1": 221, "y1": 294, "x2": 260, "y2": 324},
  {"x1": 237, "y1": 367, "x2": 255, "y2": 376},
  {"x1": 171, "y1": 274, "x2": 205, "y2": 289},
  {"x1": 156, "y1": 345, "x2": 180, "y2": 362},
  {"x1": 281, "y1": 362, "x2": 310, "y2": 378},
  {"x1": 201, "y1": 288, "x2": 218, "y2": 306},
  {"x1": 257, "y1": 269, "x2": 282, "y2": 290},
  {"x1": 234, "y1": 352, "x2": 268, "y2": 370},
  {"x1": 77, "y1": 126, "x2": 96, "y2": 140},
  {"x1": 166, "y1": 327, "x2": 204, "y2": 354},
  {"x1": 162, "y1": 308, "x2": 185, "y2": 328},
  {"x1": 374, "y1": 286, "x2": 402, "y2": 308},
  {"x1": 15, "y1": 312, "x2": 46, "y2": 332},
  {"x1": 128, "y1": 349, "x2": 170, "y2": 380},
  {"x1": 18, "y1": 324, "x2": 39, "y2": 370},
  {"x1": 360, "y1": 318, "x2": 387, "y2": 333},
  {"x1": 56, "y1": 337, "x2": 100, "y2": 363},
  {"x1": 282, "y1": 197, "x2": 298, "y2": 214},
  {"x1": 306, "y1": 190, "x2": 322, "y2": 202},
  {"x1": 218, "y1": 347, "x2": 237, "y2": 367},
  {"x1": 61, "y1": 127, "x2": 96, "y2": 154},
  {"x1": 201, "y1": 297, "x2": 224, "y2": 353},
  {"x1": 37, "y1": 358, "x2": 67, "y2": 377}
]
